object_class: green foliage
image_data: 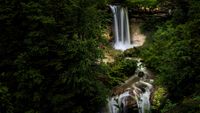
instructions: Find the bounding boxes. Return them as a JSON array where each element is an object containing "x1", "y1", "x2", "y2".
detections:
[
  {"x1": 108, "y1": 58, "x2": 137, "y2": 86},
  {"x1": 161, "y1": 99, "x2": 176, "y2": 113},
  {"x1": 0, "y1": 0, "x2": 109, "y2": 113},
  {"x1": 138, "y1": 1, "x2": 200, "y2": 113},
  {"x1": 0, "y1": 84, "x2": 13, "y2": 113},
  {"x1": 152, "y1": 87, "x2": 167, "y2": 110},
  {"x1": 161, "y1": 96, "x2": 200, "y2": 113},
  {"x1": 141, "y1": 0, "x2": 200, "y2": 103},
  {"x1": 141, "y1": 21, "x2": 199, "y2": 99},
  {"x1": 123, "y1": 47, "x2": 141, "y2": 57}
]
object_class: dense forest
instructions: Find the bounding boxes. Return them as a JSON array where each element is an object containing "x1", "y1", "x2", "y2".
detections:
[{"x1": 0, "y1": 0, "x2": 199, "y2": 113}]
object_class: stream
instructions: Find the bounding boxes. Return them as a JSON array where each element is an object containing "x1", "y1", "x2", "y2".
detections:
[
  {"x1": 105, "y1": 5, "x2": 154, "y2": 113},
  {"x1": 107, "y1": 59, "x2": 153, "y2": 113}
]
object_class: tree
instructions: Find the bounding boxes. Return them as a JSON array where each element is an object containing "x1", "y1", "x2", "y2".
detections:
[
  {"x1": 141, "y1": 0, "x2": 200, "y2": 100},
  {"x1": 0, "y1": 0, "x2": 109, "y2": 113}
]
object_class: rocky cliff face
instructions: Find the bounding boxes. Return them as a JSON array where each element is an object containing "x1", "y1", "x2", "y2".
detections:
[{"x1": 130, "y1": 19, "x2": 146, "y2": 47}]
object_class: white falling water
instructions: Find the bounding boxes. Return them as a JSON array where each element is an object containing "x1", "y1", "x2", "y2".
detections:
[
  {"x1": 107, "y1": 60, "x2": 153, "y2": 113},
  {"x1": 107, "y1": 5, "x2": 152, "y2": 113},
  {"x1": 135, "y1": 81, "x2": 152, "y2": 113},
  {"x1": 139, "y1": 88, "x2": 151, "y2": 113},
  {"x1": 110, "y1": 5, "x2": 134, "y2": 51},
  {"x1": 108, "y1": 91, "x2": 130, "y2": 113}
]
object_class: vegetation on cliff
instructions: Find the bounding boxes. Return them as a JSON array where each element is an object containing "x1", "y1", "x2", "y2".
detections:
[{"x1": 139, "y1": 0, "x2": 200, "y2": 112}]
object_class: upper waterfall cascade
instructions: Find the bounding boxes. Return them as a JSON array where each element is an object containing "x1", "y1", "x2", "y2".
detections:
[{"x1": 110, "y1": 5, "x2": 134, "y2": 51}]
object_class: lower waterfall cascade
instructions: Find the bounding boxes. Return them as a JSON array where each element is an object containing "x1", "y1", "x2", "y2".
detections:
[{"x1": 107, "y1": 59, "x2": 154, "y2": 113}]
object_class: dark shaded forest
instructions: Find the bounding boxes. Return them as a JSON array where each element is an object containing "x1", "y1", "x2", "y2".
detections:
[{"x1": 0, "y1": 0, "x2": 199, "y2": 113}]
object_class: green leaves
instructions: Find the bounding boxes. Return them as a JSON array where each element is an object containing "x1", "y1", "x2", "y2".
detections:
[
  {"x1": 0, "y1": 0, "x2": 109, "y2": 112},
  {"x1": 108, "y1": 58, "x2": 137, "y2": 87},
  {"x1": 0, "y1": 84, "x2": 13, "y2": 113},
  {"x1": 141, "y1": 3, "x2": 200, "y2": 99}
]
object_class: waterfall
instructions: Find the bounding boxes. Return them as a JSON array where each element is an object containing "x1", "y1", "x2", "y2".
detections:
[
  {"x1": 110, "y1": 5, "x2": 134, "y2": 51},
  {"x1": 107, "y1": 59, "x2": 153, "y2": 113},
  {"x1": 135, "y1": 81, "x2": 152, "y2": 113},
  {"x1": 106, "y1": 5, "x2": 152, "y2": 113},
  {"x1": 108, "y1": 91, "x2": 130, "y2": 113}
]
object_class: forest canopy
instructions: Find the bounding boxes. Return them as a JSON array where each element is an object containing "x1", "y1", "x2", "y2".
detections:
[
  {"x1": 0, "y1": 0, "x2": 200, "y2": 113},
  {"x1": 0, "y1": 0, "x2": 109, "y2": 113}
]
